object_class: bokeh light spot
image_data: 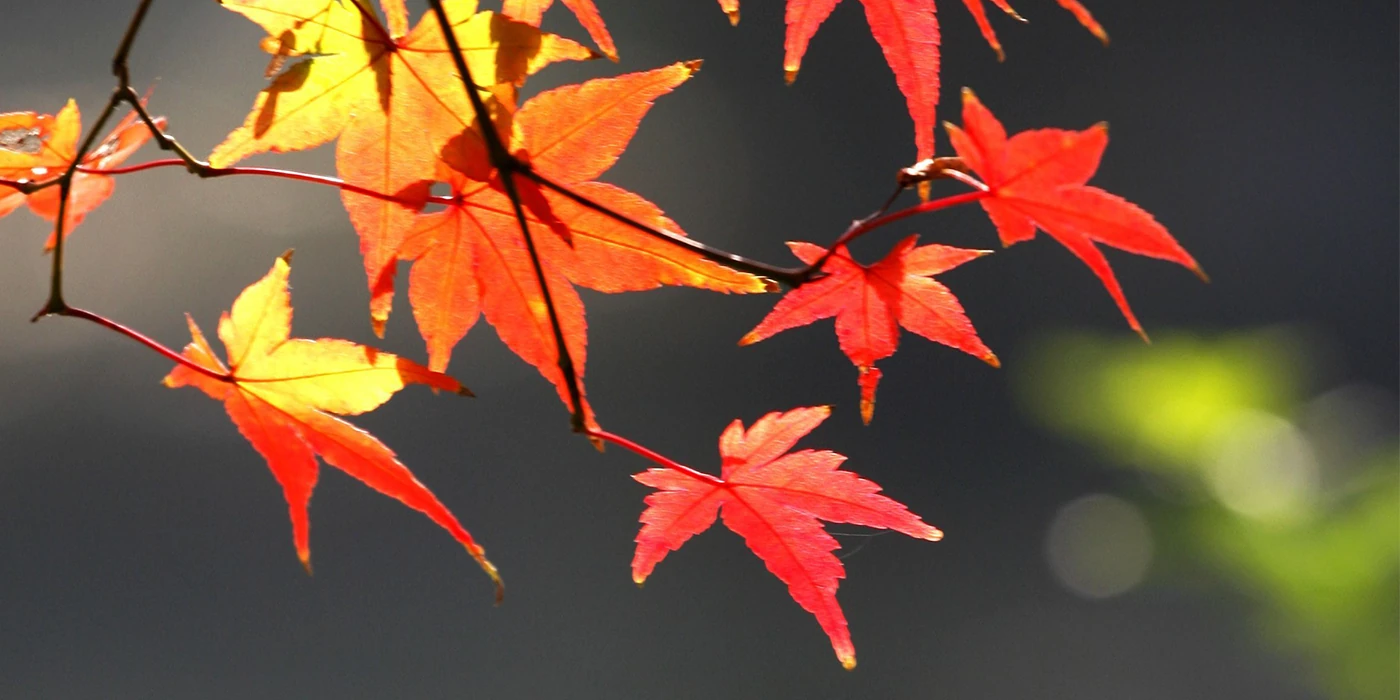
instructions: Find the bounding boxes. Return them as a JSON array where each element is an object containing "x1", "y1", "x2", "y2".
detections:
[
  {"x1": 1205, "y1": 410, "x2": 1319, "y2": 524},
  {"x1": 1046, "y1": 494, "x2": 1154, "y2": 599}
]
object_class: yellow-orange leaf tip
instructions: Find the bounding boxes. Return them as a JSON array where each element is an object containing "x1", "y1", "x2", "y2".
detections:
[
  {"x1": 840, "y1": 654, "x2": 857, "y2": 671},
  {"x1": 480, "y1": 555, "x2": 505, "y2": 605},
  {"x1": 727, "y1": 10, "x2": 740, "y2": 25},
  {"x1": 983, "y1": 351, "x2": 1001, "y2": 369}
]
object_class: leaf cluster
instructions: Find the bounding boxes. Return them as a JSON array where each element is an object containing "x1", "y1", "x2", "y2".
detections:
[{"x1": 0, "y1": 0, "x2": 1201, "y2": 668}]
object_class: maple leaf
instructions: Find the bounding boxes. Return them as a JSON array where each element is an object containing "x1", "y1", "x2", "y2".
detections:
[
  {"x1": 741, "y1": 237, "x2": 997, "y2": 423},
  {"x1": 959, "y1": 0, "x2": 1106, "y2": 60},
  {"x1": 211, "y1": 0, "x2": 598, "y2": 334},
  {"x1": 631, "y1": 406, "x2": 942, "y2": 669},
  {"x1": 770, "y1": 0, "x2": 942, "y2": 166},
  {"x1": 398, "y1": 62, "x2": 770, "y2": 421},
  {"x1": 717, "y1": 0, "x2": 1105, "y2": 173},
  {"x1": 0, "y1": 100, "x2": 162, "y2": 246},
  {"x1": 944, "y1": 89, "x2": 1203, "y2": 338},
  {"x1": 502, "y1": 0, "x2": 618, "y2": 60},
  {"x1": 163, "y1": 252, "x2": 502, "y2": 599}
]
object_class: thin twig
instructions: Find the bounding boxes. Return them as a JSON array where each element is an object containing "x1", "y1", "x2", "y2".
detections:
[
  {"x1": 32, "y1": 0, "x2": 157, "y2": 319},
  {"x1": 79, "y1": 158, "x2": 454, "y2": 207},
  {"x1": 521, "y1": 168, "x2": 800, "y2": 288},
  {"x1": 428, "y1": 0, "x2": 590, "y2": 431}
]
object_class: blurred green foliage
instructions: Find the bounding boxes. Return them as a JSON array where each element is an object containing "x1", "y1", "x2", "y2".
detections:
[{"x1": 1017, "y1": 328, "x2": 1398, "y2": 700}]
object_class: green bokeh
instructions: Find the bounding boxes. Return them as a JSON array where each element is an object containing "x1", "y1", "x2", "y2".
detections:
[{"x1": 1018, "y1": 328, "x2": 1399, "y2": 700}]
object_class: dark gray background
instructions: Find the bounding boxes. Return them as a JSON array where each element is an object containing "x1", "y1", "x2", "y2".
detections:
[{"x1": 1, "y1": 1, "x2": 1395, "y2": 698}]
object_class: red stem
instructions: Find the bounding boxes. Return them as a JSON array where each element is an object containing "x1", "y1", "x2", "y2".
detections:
[
  {"x1": 57, "y1": 306, "x2": 232, "y2": 383},
  {"x1": 586, "y1": 428, "x2": 725, "y2": 486},
  {"x1": 806, "y1": 189, "x2": 992, "y2": 272},
  {"x1": 78, "y1": 159, "x2": 454, "y2": 207},
  {"x1": 851, "y1": 189, "x2": 990, "y2": 240}
]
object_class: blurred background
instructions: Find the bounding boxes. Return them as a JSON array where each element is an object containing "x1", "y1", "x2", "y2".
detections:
[{"x1": 0, "y1": 1, "x2": 1394, "y2": 698}]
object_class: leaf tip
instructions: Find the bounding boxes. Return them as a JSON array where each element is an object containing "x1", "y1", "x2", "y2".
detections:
[
  {"x1": 278, "y1": 248, "x2": 295, "y2": 265},
  {"x1": 456, "y1": 384, "x2": 475, "y2": 398},
  {"x1": 1191, "y1": 263, "x2": 1210, "y2": 283},
  {"x1": 737, "y1": 331, "x2": 760, "y2": 347},
  {"x1": 475, "y1": 553, "x2": 505, "y2": 606},
  {"x1": 840, "y1": 654, "x2": 857, "y2": 671},
  {"x1": 726, "y1": 9, "x2": 740, "y2": 25},
  {"x1": 682, "y1": 59, "x2": 704, "y2": 74},
  {"x1": 925, "y1": 526, "x2": 945, "y2": 542},
  {"x1": 983, "y1": 351, "x2": 1001, "y2": 369},
  {"x1": 760, "y1": 277, "x2": 780, "y2": 293},
  {"x1": 299, "y1": 554, "x2": 314, "y2": 577},
  {"x1": 633, "y1": 573, "x2": 648, "y2": 588},
  {"x1": 783, "y1": 68, "x2": 799, "y2": 85}
]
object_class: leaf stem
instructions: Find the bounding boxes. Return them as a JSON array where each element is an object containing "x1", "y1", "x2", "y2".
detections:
[
  {"x1": 803, "y1": 188, "x2": 991, "y2": 273},
  {"x1": 56, "y1": 306, "x2": 232, "y2": 383},
  {"x1": 586, "y1": 428, "x2": 724, "y2": 486}
]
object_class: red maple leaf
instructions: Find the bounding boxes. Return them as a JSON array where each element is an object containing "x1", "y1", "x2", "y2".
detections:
[
  {"x1": 959, "y1": 0, "x2": 1106, "y2": 60},
  {"x1": 741, "y1": 236, "x2": 997, "y2": 423},
  {"x1": 714, "y1": 0, "x2": 1105, "y2": 169},
  {"x1": 783, "y1": 0, "x2": 942, "y2": 165},
  {"x1": 631, "y1": 406, "x2": 943, "y2": 669},
  {"x1": 945, "y1": 88, "x2": 1204, "y2": 337},
  {"x1": 399, "y1": 62, "x2": 770, "y2": 423}
]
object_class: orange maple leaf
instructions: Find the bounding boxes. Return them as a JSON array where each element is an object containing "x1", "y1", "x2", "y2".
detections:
[
  {"x1": 502, "y1": 0, "x2": 617, "y2": 60},
  {"x1": 211, "y1": 0, "x2": 598, "y2": 334},
  {"x1": 163, "y1": 252, "x2": 502, "y2": 599},
  {"x1": 741, "y1": 236, "x2": 997, "y2": 423},
  {"x1": 630, "y1": 406, "x2": 942, "y2": 669},
  {"x1": 0, "y1": 100, "x2": 162, "y2": 246},
  {"x1": 398, "y1": 62, "x2": 770, "y2": 422},
  {"x1": 945, "y1": 88, "x2": 1204, "y2": 338}
]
